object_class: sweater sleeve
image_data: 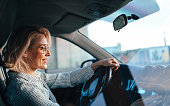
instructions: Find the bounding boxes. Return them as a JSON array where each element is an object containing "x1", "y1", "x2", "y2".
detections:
[{"x1": 41, "y1": 65, "x2": 94, "y2": 89}]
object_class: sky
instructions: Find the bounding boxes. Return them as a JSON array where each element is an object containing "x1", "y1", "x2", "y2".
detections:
[{"x1": 88, "y1": 0, "x2": 170, "y2": 51}]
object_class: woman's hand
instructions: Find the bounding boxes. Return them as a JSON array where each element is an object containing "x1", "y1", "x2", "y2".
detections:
[{"x1": 91, "y1": 58, "x2": 120, "y2": 71}]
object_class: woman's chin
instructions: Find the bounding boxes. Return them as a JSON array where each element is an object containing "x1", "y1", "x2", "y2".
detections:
[{"x1": 39, "y1": 65, "x2": 47, "y2": 70}]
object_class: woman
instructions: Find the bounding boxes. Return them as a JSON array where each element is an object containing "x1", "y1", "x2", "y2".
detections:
[{"x1": 2, "y1": 26, "x2": 119, "y2": 106}]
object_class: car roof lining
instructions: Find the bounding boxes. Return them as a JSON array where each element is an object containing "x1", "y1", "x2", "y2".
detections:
[{"x1": 0, "y1": 0, "x2": 131, "y2": 47}]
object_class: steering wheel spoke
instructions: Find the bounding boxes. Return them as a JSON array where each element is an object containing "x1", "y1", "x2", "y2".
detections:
[{"x1": 80, "y1": 66, "x2": 112, "y2": 106}]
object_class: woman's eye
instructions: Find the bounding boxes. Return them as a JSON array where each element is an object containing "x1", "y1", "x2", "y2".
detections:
[{"x1": 40, "y1": 47, "x2": 46, "y2": 50}]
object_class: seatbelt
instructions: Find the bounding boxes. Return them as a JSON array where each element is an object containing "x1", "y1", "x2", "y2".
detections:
[{"x1": 0, "y1": 54, "x2": 8, "y2": 81}]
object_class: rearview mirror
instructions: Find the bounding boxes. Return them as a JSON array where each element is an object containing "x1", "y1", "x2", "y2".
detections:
[
  {"x1": 113, "y1": 14, "x2": 127, "y2": 31},
  {"x1": 113, "y1": 14, "x2": 139, "y2": 31}
]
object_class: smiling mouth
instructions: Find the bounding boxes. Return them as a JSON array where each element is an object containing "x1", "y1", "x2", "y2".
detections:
[{"x1": 42, "y1": 59, "x2": 47, "y2": 64}]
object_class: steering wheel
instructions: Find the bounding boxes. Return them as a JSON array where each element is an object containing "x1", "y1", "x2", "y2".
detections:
[{"x1": 80, "y1": 66, "x2": 112, "y2": 106}]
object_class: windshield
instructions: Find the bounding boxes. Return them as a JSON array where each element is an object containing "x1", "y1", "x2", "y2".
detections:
[
  {"x1": 80, "y1": 0, "x2": 170, "y2": 66},
  {"x1": 79, "y1": 0, "x2": 170, "y2": 105}
]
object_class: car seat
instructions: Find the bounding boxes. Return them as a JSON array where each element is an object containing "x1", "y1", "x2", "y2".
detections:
[{"x1": 0, "y1": 55, "x2": 7, "y2": 106}]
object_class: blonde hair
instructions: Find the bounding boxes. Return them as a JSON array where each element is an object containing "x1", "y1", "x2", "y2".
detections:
[{"x1": 2, "y1": 26, "x2": 51, "y2": 72}]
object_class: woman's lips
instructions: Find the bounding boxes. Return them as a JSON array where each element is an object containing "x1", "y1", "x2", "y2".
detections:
[{"x1": 42, "y1": 58, "x2": 47, "y2": 64}]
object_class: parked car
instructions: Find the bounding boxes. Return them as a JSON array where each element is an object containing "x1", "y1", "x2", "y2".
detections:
[{"x1": 0, "y1": 0, "x2": 170, "y2": 106}]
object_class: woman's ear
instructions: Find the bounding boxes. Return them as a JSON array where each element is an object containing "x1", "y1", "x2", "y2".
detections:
[{"x1": 23, "y1": 50, "x2": 28, "y2": 58}]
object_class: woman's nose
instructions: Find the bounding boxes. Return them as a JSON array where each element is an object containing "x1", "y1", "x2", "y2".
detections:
[{"x1": 45, "y1": 49, "x2": 51, "y2": 56}]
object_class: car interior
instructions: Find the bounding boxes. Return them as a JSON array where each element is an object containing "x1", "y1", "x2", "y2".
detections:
[
  {"x1": 0, "y1": 0, "x2": 168, "y2": 106},
  {"x1": 0, "y1": 0, "x2": 132, "y2": 105}
]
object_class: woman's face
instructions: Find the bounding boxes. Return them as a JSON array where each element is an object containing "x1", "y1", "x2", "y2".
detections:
[{"x1": 27, "y1": 34, "x2": 51, "y2": 70}]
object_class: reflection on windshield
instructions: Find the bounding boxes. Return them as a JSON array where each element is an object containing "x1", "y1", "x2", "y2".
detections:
[{"x1": 128, "y1": 64, "x2": 170, "y2": 105}]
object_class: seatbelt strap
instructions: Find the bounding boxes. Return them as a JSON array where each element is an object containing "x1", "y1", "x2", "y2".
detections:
[{"x1": 0, "y1": 54, "x2": 8, "y2": 81}]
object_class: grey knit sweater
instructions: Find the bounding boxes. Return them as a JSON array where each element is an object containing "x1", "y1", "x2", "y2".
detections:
[{"x1": 5, "y1": 66, "x2": 94, "y2": 106}]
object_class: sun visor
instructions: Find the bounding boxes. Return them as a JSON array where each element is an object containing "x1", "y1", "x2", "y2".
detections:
[{"x1": 53, "y1": 14, "x2": 92, "y2": 34}]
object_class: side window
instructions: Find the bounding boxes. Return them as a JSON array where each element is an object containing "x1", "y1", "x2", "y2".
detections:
[{"x1": 47, "y1": 37, "x2": 93, "y2": 73}]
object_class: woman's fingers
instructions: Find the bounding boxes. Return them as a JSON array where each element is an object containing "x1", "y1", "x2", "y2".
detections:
[
  {"x1": 111, "y1": 58, "x2": 120, "y2": 71},
  {"x1": 111, "y1": 64, "x2": 119, "y2": 71},
  {"x1": 91, "y1": 58, "x2": 120, "y2": 71},
  {"x1": 104, "y1": 58, "x2": 120, "y2": 71}
]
